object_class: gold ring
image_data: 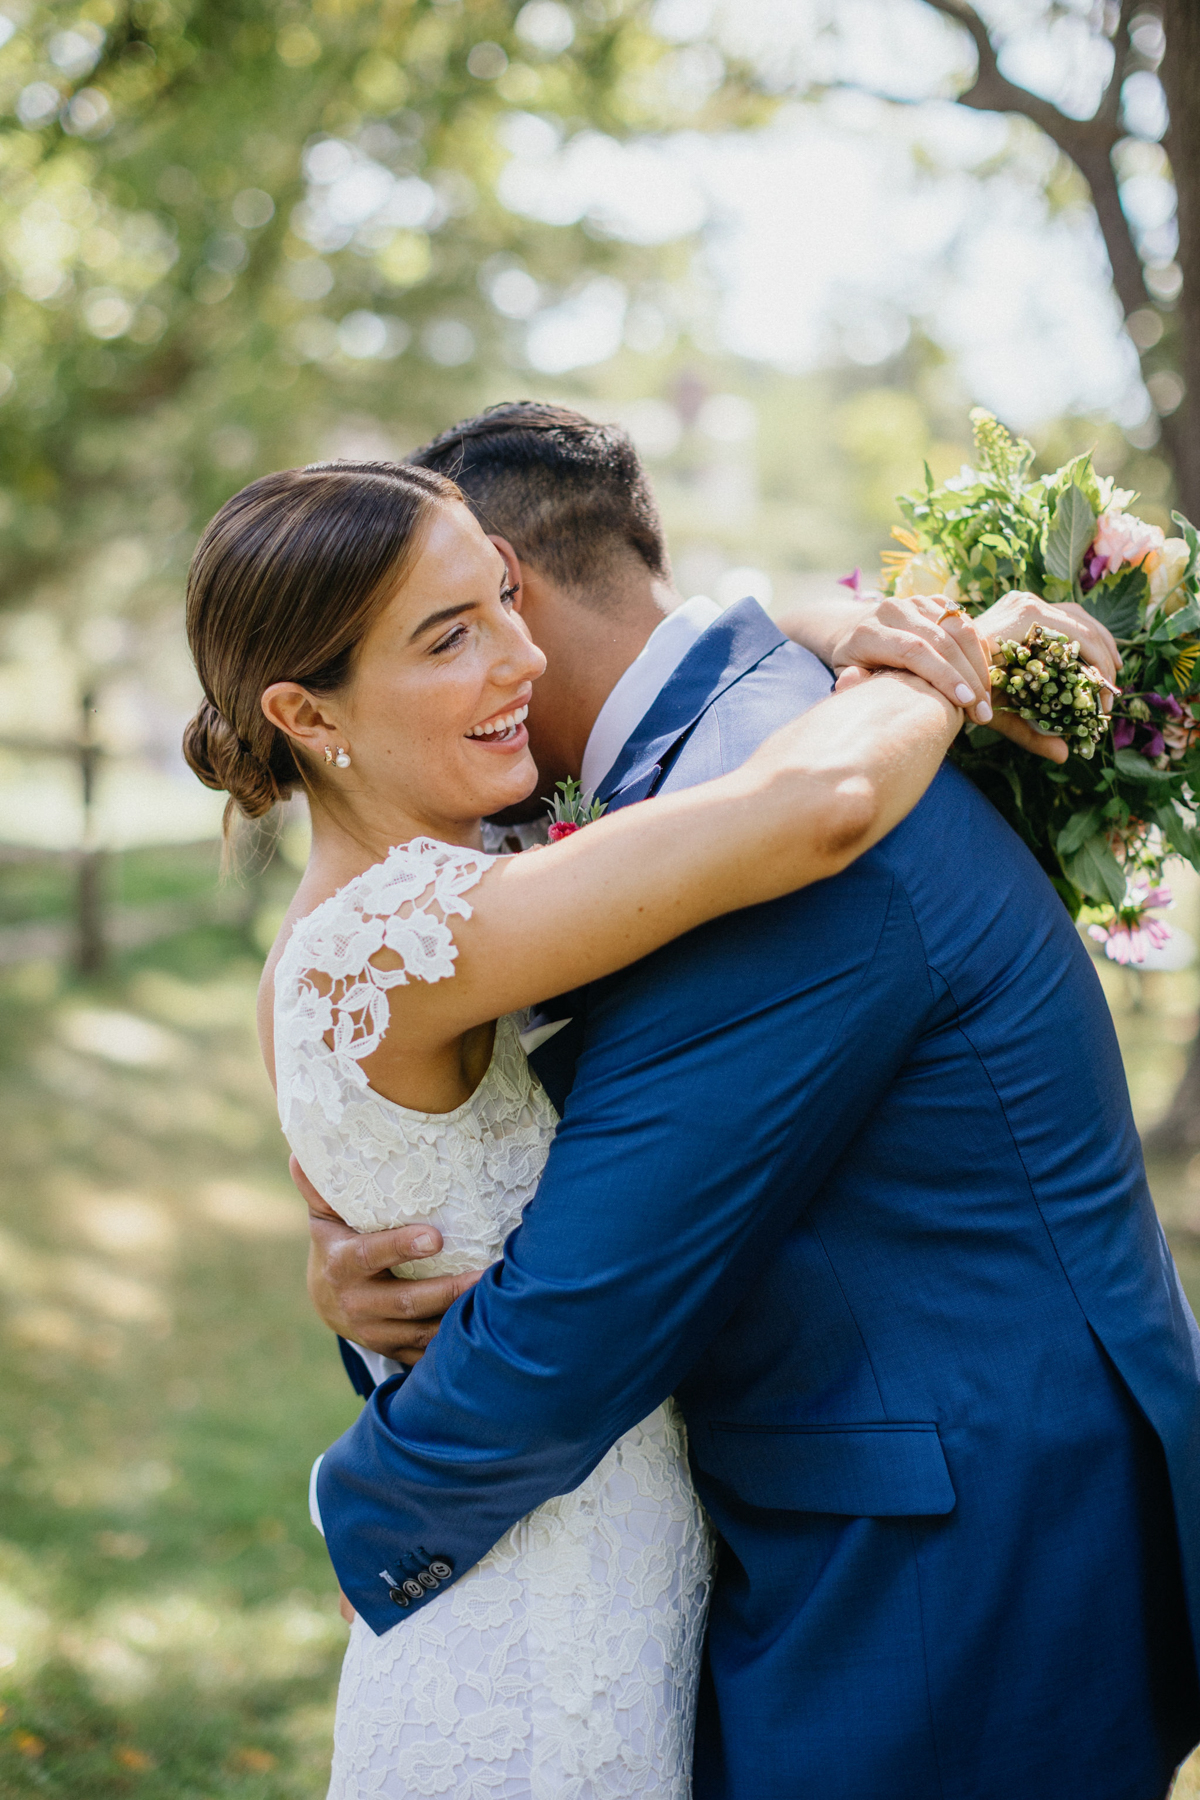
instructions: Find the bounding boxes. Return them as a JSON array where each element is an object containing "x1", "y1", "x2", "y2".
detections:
[{"x1": 936, "y1": 602, "x2": 963, "y2": 625}]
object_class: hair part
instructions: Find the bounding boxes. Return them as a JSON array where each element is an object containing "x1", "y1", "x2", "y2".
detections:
[
  {"x1": 408, "y1": 401, "x2": 670, "y2": 608},
  {"x1": 182, "y1": 460, "x2": 459, "y2": 837}
]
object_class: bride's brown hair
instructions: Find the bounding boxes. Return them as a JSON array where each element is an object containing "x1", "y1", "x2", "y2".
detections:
[{"x1": 183, "y1": 460, "x2": 460, "y2": 832}]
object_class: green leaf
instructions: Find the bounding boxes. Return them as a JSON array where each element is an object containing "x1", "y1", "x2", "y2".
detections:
[
  {"x1": 1062, "y1": 834, "x2": 1127, "y2": 908},
  {"x1": 1056, "y1": 808, "x2": 1103, "y2": 858},
  {"x1": 1045, "y1": 483, "x2": 1097, "y2": 586},
  {"x1": 1165, "y1": 598, "x2": 1200, "y2": 640},
  {"x1": 1113, "y1": 747, "x2": 1173, "y2": 783},
  {"x1": 1172, "y1": 510, "x2": 1200, "y2": 585},
  {"x1": 1155, "y1": 805, "x2": 1200, "y2": 868},
  {"x1": 1082, "y1": 564, "x2": 1147, "y2": 637}
]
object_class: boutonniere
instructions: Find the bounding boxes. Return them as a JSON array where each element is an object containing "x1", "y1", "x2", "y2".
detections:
[{"x1": 545, "y1": 778, "x2": 607, "y2": 842}]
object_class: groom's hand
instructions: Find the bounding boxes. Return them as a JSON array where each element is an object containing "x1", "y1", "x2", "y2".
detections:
[{"x1": 291, "y1": 1156, "x2": 482, "y2": 1365}]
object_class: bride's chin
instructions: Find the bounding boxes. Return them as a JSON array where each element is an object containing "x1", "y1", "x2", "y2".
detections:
[{"x1": 469, "y1": 753, "x2": 539, "y2": 816}]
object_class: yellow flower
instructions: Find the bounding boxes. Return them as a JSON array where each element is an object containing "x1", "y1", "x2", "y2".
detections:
[
  {"x1": 1146, "y1": 537, "x2": 1191, "y2": 613},
  {"x1": 893, "y1": 548, "x2": 962, "y2": 602}
]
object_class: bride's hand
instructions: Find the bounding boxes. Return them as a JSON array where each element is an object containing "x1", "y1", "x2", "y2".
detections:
[
  {"x1": 293, "y1": 1156, "x2": 482, "y2": 1365},
  {"x1": 829, "y1": 595, "x2": 994, "y2": 725}
]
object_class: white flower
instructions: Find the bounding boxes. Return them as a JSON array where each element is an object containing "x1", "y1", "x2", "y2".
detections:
[
  {"x1": 893, "y1": 549, "x2": 962, "y2": 601},
  {"x1": 1094, "y1": 477, "x2": 1137, "y2": 513}
]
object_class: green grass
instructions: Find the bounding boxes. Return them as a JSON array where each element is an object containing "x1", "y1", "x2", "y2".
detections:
[
  {"x1": 0, "y1": 843, "x2": 226, "y2": 930},
  {"x1": 1, "y1": 891, "x2": 1199, "y2": 1795},
  {"x1": 0, "y1": 922, "x2": 358, "y2": 1798}
]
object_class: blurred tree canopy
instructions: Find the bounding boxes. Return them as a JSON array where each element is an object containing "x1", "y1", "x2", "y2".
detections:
[{"x1": 0, "y1": 0, "x2": 765, "y2": 647}]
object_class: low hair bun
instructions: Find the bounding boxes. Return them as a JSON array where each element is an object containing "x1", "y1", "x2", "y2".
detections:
[{"x1": 183, "y1": 696, "x2": 282, "y2": 822}]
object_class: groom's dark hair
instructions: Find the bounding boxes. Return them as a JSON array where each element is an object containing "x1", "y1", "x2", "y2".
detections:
[{"x1": 408, "y1": 401, "x2": 671, "y2": 604}]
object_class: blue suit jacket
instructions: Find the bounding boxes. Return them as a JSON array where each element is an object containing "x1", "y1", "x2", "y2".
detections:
[{"x1": 321, "y1": 599, "x2": 1200, "y2": 1799}]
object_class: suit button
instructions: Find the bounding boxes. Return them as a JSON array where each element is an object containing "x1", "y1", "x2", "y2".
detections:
[
  {"x1": 428, "y1": 1558, "x2": 453, "y2": 1580},
  {"x1": 401, "y1": 1578, "x2": 424, "y2": 1601},
  {"x1": 417, "y1": 1570, "x2": 438, "y2": 1590},
  {"x1": 388, "y1": 1587, "x2": 409, "y2": 1607}
]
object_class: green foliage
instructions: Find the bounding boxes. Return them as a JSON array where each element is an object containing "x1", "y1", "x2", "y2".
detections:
[
  {"x1": 0, "y1": 0, "x2": 766, "y2": 632},
  {"x1": 547, "y1": 775, "x2": 606, "y2": 825},
  {"x1": 1082, "y1": 563, "x2": 1146, "y2": 637},
  {"x1": 1044, "y1": 483, "x2": 1095, "y2": 592},
  {"x1": 889, "y1": 410, "x2": 1200, "y2": 925}
]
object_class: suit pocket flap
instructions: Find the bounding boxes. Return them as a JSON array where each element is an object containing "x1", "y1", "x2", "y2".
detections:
[{"x1": 699, "y1": 1422, "x2": 956, "y2": 1517}]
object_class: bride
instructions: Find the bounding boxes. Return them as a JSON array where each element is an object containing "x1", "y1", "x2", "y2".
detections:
[{"x1": 182, "y1": 459, "x2": 961, "y2": 1798}]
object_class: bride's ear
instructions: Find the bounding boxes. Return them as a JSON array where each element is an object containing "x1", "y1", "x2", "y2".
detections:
[
  {"x1": 261, "y1": 682, "x2": 342, "y2": 759},
  {"x1": 487, "y1": 535, "x2": 525, "y2": 611}
]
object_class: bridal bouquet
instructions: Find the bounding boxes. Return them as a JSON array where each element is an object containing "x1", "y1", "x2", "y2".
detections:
[{"x1": 883, "y1": 410, "x2": 1200, "y2": 959}]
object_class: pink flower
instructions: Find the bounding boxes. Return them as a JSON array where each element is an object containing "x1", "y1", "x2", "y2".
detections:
[
  {"x1": 1088, "y1": 510, "x2": 1165, "y2": 580},
  {"x1": 1088, "y1": 883, "x2": 1174, "y2": 964},
  {"x1": 839, "y1": 567, "x2": 863, "y2": 593},
  {"x1": 547, "y1": 820, "x2": 579, "y2": 842}
]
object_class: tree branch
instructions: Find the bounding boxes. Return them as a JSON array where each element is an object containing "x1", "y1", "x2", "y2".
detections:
[
  {"x1": 923, "y1": 0, "x2": 1115, "y2": 162},
  {"x1": 1097, "y1": 0, "x2": 1139, "y2": 132}
]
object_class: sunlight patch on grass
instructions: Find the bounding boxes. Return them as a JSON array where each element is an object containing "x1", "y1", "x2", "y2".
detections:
[
  {"x1": 57, "y1": 1589, "x2": 345, "y2": 1704},
  {"x1": 196, "y1": 1181, "x2": 307, "y2": 1239}
]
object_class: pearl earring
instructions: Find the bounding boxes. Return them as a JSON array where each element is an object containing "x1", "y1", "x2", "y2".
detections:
[{"x1": 334, "y1": 747, "x2": 351, "y2": 769}]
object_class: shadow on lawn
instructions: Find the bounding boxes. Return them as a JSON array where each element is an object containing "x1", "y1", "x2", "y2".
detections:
[{"x1": 0, "y1": 924, "x2": 358, "y2": 1797}]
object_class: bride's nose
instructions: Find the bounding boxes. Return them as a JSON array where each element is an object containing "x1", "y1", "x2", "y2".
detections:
[{"x1": 495, "y1": 610, "x2": 547, "y2": 684}]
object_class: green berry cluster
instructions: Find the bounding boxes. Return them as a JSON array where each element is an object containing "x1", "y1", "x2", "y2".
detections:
[{"x1": 989, "y1": 624, "x2": 1109, "y2": 759}]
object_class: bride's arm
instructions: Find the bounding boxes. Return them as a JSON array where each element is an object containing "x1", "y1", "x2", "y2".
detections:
[
  {"x1": 776, "y1": 590, "x2": 996, "y2": 721},
  {"x1": 373, "y1": 672, "x2": 960, "y2": 1058}
]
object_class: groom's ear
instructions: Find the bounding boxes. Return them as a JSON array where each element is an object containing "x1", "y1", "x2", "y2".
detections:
[{"x1": 487, "y1": 535, "x2": 525, "y2": 611}]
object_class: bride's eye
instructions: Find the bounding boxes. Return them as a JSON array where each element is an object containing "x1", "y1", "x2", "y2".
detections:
[
  {"x1": 500, "y1": 583, "x2": 518, "y2": 608},
  {"x1": 431, "y1": 624, "x2": 469, "y2": 656}
]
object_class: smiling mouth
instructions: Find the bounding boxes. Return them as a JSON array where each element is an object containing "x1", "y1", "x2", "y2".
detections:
[{"x1": 466, "y1": 703, "x2": 529, "y2": 743}]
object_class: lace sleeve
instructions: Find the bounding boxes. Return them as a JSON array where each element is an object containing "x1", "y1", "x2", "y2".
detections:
[{"x1": 274, "y1": 836, "x2": 495, "y2": 1132}]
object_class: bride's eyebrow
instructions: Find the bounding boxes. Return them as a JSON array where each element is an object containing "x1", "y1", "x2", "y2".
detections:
[{"x1": 409, "y1": 601, "x2": 479, "y2": 642}]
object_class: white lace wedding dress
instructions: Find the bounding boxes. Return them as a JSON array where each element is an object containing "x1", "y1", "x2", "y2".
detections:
[{"x1": 274, "y1": 838, "x2": 714, "y2": 1800}]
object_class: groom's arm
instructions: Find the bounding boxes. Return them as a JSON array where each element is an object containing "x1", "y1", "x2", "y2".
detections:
[{"x1": 317, "y1": 849, "x2": 936, "y2": 1634}]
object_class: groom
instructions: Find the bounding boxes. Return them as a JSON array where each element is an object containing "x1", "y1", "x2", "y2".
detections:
[{"x1": 302, "y1": 403, "x2": 1200, "y2": 1798}]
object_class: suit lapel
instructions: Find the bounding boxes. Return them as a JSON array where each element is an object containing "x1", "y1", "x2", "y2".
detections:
[
  {"x1": 596, "y1": 597, "x2": 786, "y2": 811},
  {"x1": 527, "y1": 600, "x2": 789, "y2": 1112}
]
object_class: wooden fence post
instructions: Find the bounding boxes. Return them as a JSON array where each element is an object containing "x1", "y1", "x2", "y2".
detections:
[{"x1": 75, "y1": 688, "x2": 106, "y2": 976}]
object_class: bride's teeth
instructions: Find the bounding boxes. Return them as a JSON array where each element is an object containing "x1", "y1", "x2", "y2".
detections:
[{"x1": 467, "y1": 704, "x2": 527, "y2": 740}]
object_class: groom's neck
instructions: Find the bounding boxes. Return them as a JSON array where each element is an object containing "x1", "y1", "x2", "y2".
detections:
[{"x1": 520, "y1": 562, "x2": 681, "y2": 793}]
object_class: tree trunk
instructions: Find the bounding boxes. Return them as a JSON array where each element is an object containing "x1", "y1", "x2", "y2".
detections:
[
  {"x1": 76, "y1": 847, "x2": 107, "y2": 976},
  {"x1": 1160, "y1": 0, "x2": 1200, "y2": 525},
  {"x1": 1138, "y1": 0, "x2": 1200, "y2": 1158}
]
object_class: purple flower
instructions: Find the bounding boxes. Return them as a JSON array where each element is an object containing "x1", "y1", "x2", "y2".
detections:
[
  {"x1": 839, "y1": 568, "x2": 863, "y2": 593},
  {"x1": 1147, "y1": 692, "x2": 1185, "y2": 720},
  {"x1": 1080, "y1": 552, "x2": 1108, "y2": 594},
  {"x1": 1112, "y1": 718, "x2": 1136, "y2": 749},
  {"x1": 1144, "y1": 729, "x2": 1166, "y2": 758}
]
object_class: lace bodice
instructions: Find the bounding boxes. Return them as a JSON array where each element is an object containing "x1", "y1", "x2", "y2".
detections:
[
  {"x1": 274, "y1": 837, "x2": 558, "y2": 1276},
  {"x1": 274, "y1": 837, "x2": 713, "y2": 1800}
]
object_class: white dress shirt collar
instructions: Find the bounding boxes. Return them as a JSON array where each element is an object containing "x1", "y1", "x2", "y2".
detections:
[{"x1": 580, "y1": 596, "x2": 722, "y2": 799}]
